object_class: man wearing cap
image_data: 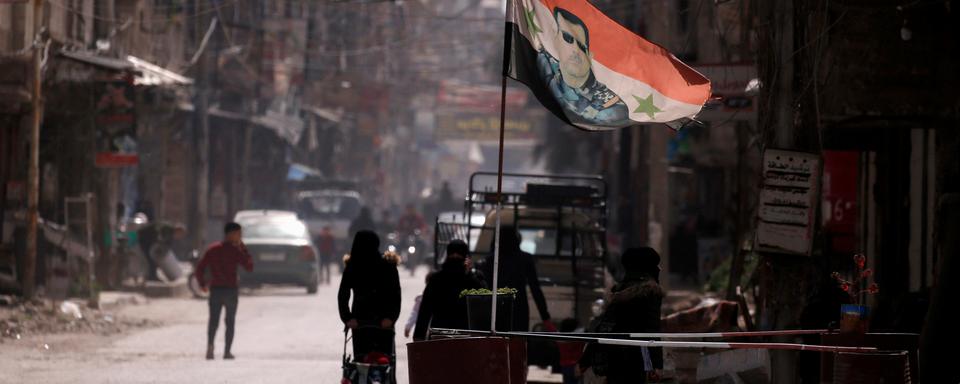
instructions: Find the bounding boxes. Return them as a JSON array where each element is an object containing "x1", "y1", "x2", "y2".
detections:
[
  {"x1": 580, "y1": 247, "x2": 665, "y2": 383},
  {"x1": 412, "y1": 240, "x2": 485, "y2": 341}
]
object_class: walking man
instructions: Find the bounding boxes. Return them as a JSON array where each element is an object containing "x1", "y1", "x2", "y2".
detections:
[
  {"x1": 317, "y1": 226, "x2": 336, "y2": 284},
  {"x1": 195, "y1": 222, "x2": 254, "y2": 360}
]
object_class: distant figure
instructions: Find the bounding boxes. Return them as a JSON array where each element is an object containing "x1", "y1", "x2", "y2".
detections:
[
  {"x1": 436, "y1": 181, "x2": 457, "y2": 213},
  {"x1": 136, "y1": 221, "x2": 164, "y2": 281},
  {"x1": 195, "y1": 222, "x2": 254, "y2": 360},
  {"x1": 413, "y1": 240, "x2": 484, "y2": 341},
  {"x1": 579, "y1": 247, "x2": 664, "y2": 383},
  {"x1": 378, "y1": 209, "x2": 395, "y2": 235},
  {"x1": 404, "y1": 273, "x2": 433, "y2": 338},
  {"x1": 349, "y1": 207, "x2": 376, "y2": 238},
  {"x1": 557, "y1": 318, "x2": 586, "y2": 384},
  {"x1": 338, "y1": 231, "x2": 401, "y2": 360},
  {"x1": 316, "y1": 226, "x2": 336, "y2": 284},
  {"x1": 396, "y1": 204, "x2": 426, "y2": 237},
  {"x1": 482, "y1": 228, "x2": 553, "y2": 331}
]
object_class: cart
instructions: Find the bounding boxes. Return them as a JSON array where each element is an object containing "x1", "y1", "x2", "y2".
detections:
[{"x1": 341, "y1": 327, "x2": 396, "y2": 384}]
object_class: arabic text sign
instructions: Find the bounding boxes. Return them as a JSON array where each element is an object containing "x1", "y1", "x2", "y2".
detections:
[{"x1": 757, "y1": 149, "x2": 820, "y2": 255}]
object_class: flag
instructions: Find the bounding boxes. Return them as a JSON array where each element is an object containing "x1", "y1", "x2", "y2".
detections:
[{"x1": 505, "y1": 0, "x2": 711, "y2": 131}]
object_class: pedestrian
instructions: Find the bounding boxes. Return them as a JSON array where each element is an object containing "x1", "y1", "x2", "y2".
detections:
[
  {"x1": 412, "y1": 240, "x2": 485, "y2": 341},
  {"x1": 404, "y1": 273, "x2": 433, "y2": 338},
  {"x1": 349, "y1": 207, "x2": 376, "y2": 239},
  {"x1": 195, "y1": 222, "x2": 254, "y2": 360},
  {"x1": 482, "y1": 228, "x2": 554, "y2": 331},
  {"x1": 579, "y1": 247, "x2": 664, "y2": 383},
  {"x1": 136, "y1": 220, "x2": 165, "y2": 281},
  {"x1": 557, "y1": 318, "x2": 586, "y2": 384},
  {"x1": 338, "y1": 230, "x2": 401, "y2": 360},
  {"x1": 317, "y1": 226, "x2": 336, "y2": 284},
  {"x1": 436, "y1": 181, "x2": 457, "y2": 213}
]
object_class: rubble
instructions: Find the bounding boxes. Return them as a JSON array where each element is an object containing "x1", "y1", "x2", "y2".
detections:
[{"x1": 0, "y1": 297, "x2": 158, "y2": 344}]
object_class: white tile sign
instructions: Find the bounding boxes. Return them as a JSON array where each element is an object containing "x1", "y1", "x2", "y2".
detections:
[{"x1": 756, "y1": 149, "x2": 820, "y2": 255}]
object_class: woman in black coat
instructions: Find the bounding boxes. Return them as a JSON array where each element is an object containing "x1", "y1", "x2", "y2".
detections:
[
  {"x1": 580, "y1": 247, "x2": 665, "y2": 383},
  {"x1": 412, "y1": 240, "x2": 485, "y2": 341},
  {"x1": 338, "y1": 230, "x2": 401, "y2": 358}
]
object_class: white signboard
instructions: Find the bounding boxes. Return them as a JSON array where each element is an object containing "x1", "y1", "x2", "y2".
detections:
[{"x1": 756, "y1": 149, "x2": 820, "y2": 255}]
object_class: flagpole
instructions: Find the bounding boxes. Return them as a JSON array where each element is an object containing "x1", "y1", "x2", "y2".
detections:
[{"x1": 490, "y1": 0, "x2": 515, "y2": 333}]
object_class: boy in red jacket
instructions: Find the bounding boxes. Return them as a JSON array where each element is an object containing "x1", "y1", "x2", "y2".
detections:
[{"x1": 195, "y1": 222, "x2": 254, "y2": 360}]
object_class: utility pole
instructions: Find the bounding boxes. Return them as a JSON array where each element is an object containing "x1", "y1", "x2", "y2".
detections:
[
  {"x1": 24, "y1": 0, "x2": 44, "y2": 299},
  {"x1": 190, "y1": 9, "x2": 212, "y2": 251}
]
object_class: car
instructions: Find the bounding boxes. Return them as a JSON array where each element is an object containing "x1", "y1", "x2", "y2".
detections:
[
  {"x1": 295, "y1": 190, "x2": 363, "y2": 256},
  {"x1": 234, "y1": 210, "x2": 320, "y2": 294}
]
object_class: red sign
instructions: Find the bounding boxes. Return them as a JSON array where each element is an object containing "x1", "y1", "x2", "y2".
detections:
[
  {"x1": 822, "y1": 151, "x2": 860, "y2": 253},
  {"x1": 95, "y1": 152, "x2": 139, "y2": 168}
]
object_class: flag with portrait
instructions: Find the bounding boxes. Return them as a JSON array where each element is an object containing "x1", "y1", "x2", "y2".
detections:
[{"x1": 505, "y1": 0, "x2": 711, "y2": 131}]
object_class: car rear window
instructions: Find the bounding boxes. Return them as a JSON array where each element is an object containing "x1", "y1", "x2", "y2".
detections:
[
  {"x1": 239, "y1": 219, "x2": 309, "y2": 240},
  {"x1": 297, "y1": 195, "x2": 361, "y2": 219}
]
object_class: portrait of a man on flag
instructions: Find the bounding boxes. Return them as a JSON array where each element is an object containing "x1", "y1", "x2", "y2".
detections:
[{"x1": 538, "y1": 7, "x2": 629, "y2": 127}]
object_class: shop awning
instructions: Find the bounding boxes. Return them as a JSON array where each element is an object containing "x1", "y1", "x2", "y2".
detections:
[
  {"x1": 59, "y1": 51, "x2": 193, "y2": 86},
  {"x1": 208, "y1": 105, "x2": 305, "y2": 146},
  {"x1": 302, "y1": 105, "x2": 343, "y2": 124},
  {"x1": 126, "y1": 56, "x2": 193, "y2": 86}
]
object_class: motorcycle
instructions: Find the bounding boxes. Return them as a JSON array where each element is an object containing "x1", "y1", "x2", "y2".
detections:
[{"x1": 386, "y1": 230, "x2": 426, "y2": 276}]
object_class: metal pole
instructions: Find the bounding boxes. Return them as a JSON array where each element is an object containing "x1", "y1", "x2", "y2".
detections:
[
  {"x1": 85, "y1": 193, "x2": 96, "y2": 307},
  {"x1": 491, "y1": 0, "x2": 515, "y2": 333},
  {"x1": 490, "y1": 71, "x2": 507, "y2": 333},
  {"x1": 24, "y1": 0, "x2": 44, "y2": 299}
]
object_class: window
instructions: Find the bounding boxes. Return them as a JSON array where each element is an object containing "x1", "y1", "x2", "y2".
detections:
[{"x1": 239, "y1": 219, "x2": 309, "y2": 240}]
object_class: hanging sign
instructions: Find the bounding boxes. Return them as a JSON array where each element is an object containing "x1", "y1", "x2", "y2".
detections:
[{"x1": 756, "y1": 149, "x2": 820, "y2": 256}]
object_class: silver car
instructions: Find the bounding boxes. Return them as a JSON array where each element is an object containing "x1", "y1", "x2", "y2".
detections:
[{"x1": 234, "y1": 210, "x2": 320, "y2": 294}]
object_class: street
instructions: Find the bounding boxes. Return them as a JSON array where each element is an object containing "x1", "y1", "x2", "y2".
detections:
[
  {"x1": 0, "y1": 0, "x2": 955, "y2": 381},
  {"x1": 0, "y1": 267, "x2": 428, "y2": 384}
]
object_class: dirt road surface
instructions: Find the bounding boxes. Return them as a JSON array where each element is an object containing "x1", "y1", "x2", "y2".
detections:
[{"x1": 1, "y1": 266, "x2": 428, "y2": 384}]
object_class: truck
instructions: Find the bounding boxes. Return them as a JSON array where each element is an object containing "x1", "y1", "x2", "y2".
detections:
[{"x1": 434, "y1": 172, "x2": 612, "y2": 331}]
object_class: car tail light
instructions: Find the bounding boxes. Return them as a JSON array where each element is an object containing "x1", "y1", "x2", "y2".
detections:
[{"x1": 300, "y1": 246, "x2": 316, "y2": 262}]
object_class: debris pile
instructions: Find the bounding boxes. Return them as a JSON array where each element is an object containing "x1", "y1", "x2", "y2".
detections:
[{"x1": 0, "y1": 296, "x2": 157, "y2": 343}]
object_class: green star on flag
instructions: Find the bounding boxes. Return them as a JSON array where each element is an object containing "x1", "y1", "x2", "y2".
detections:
[
  {"x1": 523, "y1": 2, "x2": 542, "y2": 36},
  {"x1": 633, "y1": 94, "x2": 662, "y2": 119}
]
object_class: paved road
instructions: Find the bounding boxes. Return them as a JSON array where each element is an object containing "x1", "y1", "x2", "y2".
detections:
[{"x1": 1, "y1": 266, "x2": 429, "y2": 384}]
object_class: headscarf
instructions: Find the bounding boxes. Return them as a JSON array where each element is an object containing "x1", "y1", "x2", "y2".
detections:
[
  {"x1": 349, "y1": 230, "x2": 381, "y2": 267},
  {"x1": 621, "y1": 247, "x2": 661, "y2": 282},
  {"x1": 491, "y1": 227, "x2": 521, "y2": 256}
]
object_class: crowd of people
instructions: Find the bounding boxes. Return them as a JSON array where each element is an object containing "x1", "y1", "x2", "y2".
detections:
[{"x1": 194, "y1": 215, "x2": 666, "y2": 383}]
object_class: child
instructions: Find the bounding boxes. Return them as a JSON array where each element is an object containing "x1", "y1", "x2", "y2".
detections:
[
  {"x1": 557, "y1": 318, "x2": 586, "y2": 384},
  {"x1": 404, "y1": 273, "x2": 433, "y2": 338}
]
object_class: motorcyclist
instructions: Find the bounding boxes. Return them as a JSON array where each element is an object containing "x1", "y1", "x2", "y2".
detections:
[
  {"x1": 395, "y1": 204, "x2": 427, "y2": 272},
  {"x1": 395, "y1": 204, "x2": 427, "y2": 238}
]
